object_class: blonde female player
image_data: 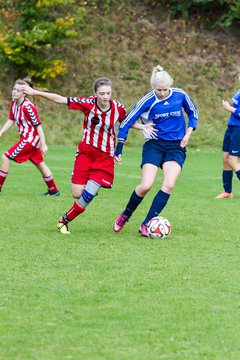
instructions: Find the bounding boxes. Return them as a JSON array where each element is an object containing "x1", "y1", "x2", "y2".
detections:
[
  {"x1": 113, "y1": 65, "x2": 199, "y2": 237},
  {"x1": 0, "y1": 79, "x2": 60, "y2": 196}
]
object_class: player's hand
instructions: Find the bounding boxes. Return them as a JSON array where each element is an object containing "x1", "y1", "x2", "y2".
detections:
[
  {"x1": 114, "y1": 154, "x2": 122, "y2": 165},
  {"x1": 142, "y1": 124, "x2": 158, "y2": 139},
  {"x1": 21, "y1": 84, "x2": 36, "y2": 96},
  {"x1": 41, "y1": 143, "x2": 48, "y2": 156},
  {"x1": 180, "y1": 134, "x2": 190, "y2": 148},
  {"x1": 222, "y1": 100, "x2": 231, "y2": 111}
]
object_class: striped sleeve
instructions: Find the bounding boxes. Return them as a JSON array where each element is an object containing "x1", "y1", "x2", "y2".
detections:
[
  {"x1": 180, "y1": 90, "x2": 199, "y2": 129},
  {"x1": 68, "y1": 96, "x2": 95, "y2": 113},
  {"x1": 24, "y1": 102, "x2": 41, "y2": 126}
]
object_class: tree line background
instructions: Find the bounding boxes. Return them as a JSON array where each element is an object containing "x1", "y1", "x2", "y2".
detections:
[{"x1": 0, "y1": 0, "x2": 240, "y2": 148}]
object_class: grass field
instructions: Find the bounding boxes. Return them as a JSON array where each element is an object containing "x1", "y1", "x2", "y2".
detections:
[{"x1": 0, "y1": 145, "x2": 239, "y2": 360}]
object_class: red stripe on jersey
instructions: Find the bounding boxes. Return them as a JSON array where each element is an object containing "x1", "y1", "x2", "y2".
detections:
[
  {"x1": 68, "y1": 96, "x2": 126, "y2": 156},
  {"x1": 9, "y1": 98, "x2": 41, "y2": 147}
]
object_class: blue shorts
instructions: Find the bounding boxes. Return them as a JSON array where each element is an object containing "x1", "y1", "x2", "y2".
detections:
[
  {"x1": 141, "y1": 139, "x2": 186, "y2": 168},
  {"x1": 222, "y1": 126, "x2": 240, "y2": 156}
]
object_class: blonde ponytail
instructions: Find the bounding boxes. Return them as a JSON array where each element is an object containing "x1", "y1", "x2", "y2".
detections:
[{"x1": 150, "y1": 65, "x2": 173, "y2": 88}]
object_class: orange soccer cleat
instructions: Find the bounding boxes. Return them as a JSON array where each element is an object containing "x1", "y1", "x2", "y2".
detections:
[{"x1": 216, "y1": 191, "x2": 233, "y2": 199}]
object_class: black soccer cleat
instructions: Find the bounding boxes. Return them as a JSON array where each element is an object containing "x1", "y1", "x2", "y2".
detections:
[{"x1": 41, "y1": 190, "x2": 61, "y2": 196}]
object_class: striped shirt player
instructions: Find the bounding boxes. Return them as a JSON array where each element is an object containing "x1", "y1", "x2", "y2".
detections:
[
  {"x1": 68, "y1": 95, "x2": 126, "y2": 158},
  {"x1": 113, "y1": 65, "x2": 199, "y2": 237},
  {"x1": 21, "y1": 77, "x2": 126, "y2": 234},
  {"x1": 68, "y1": 95, "x2": 126, "y2": 188},
  {"x1": 0, "y1": 79, "x2": 60, "y2": 196},
  {"x1": 216, "y1": 74, "x2": 240, "y2": 199},
  {"x1": 8, "y1": 98, "x2": 41, "y2": 150}
]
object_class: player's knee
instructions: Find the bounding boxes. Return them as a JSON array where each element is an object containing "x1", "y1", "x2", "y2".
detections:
[
  {"x1": 72, "y1": 189, "x2": 82, "y2": 199},
  {"x1": 138, "y1": 183, "x2": 152, "y2": 195},
  {"x1": 228, "y1": 157, "x2": 238, "y2": 170},
  {"x1": 223, "y1": 157, "x2": 230, "y2": 167},
  {"x1": 163, "y1": 181, "x2": 174, "y2": 193}
]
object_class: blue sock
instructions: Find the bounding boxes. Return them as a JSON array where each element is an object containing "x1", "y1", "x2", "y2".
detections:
[
  {"x1": 223, "y1": 170, "x2": 233, "y2": 193},
  {"x1": 123, "y1": 191, "x2": 144, "y2": 218},
  {"x1": 236, "y1": 170, "x2": 240, "y2": 181},
  {"x1": 143, "y1": 190, "x2": 170, "y2": 224}
]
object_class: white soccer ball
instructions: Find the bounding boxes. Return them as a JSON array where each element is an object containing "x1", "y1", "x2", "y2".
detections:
[{"x1": 147, "y1": 216, "x2": 171, "y2": 239}]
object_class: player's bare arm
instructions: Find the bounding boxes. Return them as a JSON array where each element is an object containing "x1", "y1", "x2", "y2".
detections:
[
  {"x1": 36, "y1": 124, "x2": 48, "y2": 156},
  {"x1": 0, "y1": 119, "x2": 14, "y2": 137},
  {"x1": 22, "y1": 85, "x2": 67, "y2": 105}
]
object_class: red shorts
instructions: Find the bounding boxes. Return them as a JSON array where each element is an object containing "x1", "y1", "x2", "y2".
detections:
[
  {"x1": 72, "y1": 142, "x2": 114, "y2": 187},
  {"x1": 5, "y1": 139, "x2": 43, "y2": 164}
]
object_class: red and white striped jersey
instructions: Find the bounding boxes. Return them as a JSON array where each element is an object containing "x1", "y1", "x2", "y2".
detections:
[
  {"x1": 9, "y1": 98, "x2": 41, "y2": 147},
  {"x1": 68, "y1": 96, "x2": 126, "y2": 156}
]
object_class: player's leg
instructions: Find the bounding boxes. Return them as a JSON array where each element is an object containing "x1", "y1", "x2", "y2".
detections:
[
  {"x1": 0, "y1": 140, "x2": 26, "y2": 193},
  {"x1": 228, "y1": 155, "x2": 240, "y2": 189},
  {"x1": 57, "y1": 144, "x2": 89, "y2": 234},
  {"x1": 35, "y1": 161, "x2": 60, "y2": 196},
  {"x1": 216, "y1": 152, "x2": 233, "y2": 198},
  {"x1": 57, "y1": 181, "x2": 101, "y2": 234},
  {"x1": 0, "y1": 155, "x2": 11, "y2": 193},
  {"x1": 113, "y1": 163, "x2": 158, "y2": 233},
  {"x1": 224, "y1": 126, "x2": 240, "y2": 195},
  {"x1": 71, "y1": 183, "x2": 85, "y2": 199},
  {"x1": 114, "y1": 140, "x2": 161, "y2": 233},
  {"x1": 140, "y1": 142, "x2": 186, "y2": 236},
  {"x1": 57, "y1": 143, "x2": 109, "y2": 234},
  {"x1": 140, "y1": 161, "x2": 181, "y2": 236},
  {"x1": 216, "y1": 127, "x2": 234, "y2": 199}
]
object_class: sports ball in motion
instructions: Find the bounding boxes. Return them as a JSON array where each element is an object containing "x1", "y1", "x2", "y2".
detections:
[{"x1": 147, "y1": 216, "x2": 171, "y2": 239}]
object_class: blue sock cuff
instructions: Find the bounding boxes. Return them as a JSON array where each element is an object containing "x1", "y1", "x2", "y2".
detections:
[
  {"x1": 159, "y1": 190, "x2": 170, "y2": 201},
  {"x1": 133, "y1": 190, "x2": 144, "y2": 202}
]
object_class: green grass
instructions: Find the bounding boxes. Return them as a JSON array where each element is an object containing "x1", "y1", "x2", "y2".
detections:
[{"x1": 0, "y1": 145, "x2": 240, "y2": 360}]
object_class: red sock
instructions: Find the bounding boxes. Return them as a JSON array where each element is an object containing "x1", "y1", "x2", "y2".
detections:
[
  {"x1": 61, "y1": 202, "x2": 85, "y2": 223},
  {"x1": 0, "y1": 170, "x2": 8, "y2": 190},
  {"x1": 43, "y1": 175, "x2": 58, "y2": 192}
]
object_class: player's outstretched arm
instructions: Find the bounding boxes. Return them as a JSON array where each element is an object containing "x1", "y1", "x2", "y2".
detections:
[{"x1": 22, "y1": 85, "x2": 67, "y2": 105}]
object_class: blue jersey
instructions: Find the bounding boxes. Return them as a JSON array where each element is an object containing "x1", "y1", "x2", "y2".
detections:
[
  {"x1": 118, "y1": 88, "x2": 199, "y2": 141},
  {"x1": 227, "y1": 90, "x2": 240, "y2": 126}
]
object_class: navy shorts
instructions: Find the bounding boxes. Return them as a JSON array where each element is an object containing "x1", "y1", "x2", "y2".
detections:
[
  {"x1": 141, "y1": 139, "x2": 186, "y2": 168},
  {"x1": 222, "y1": 126, "x2": 240, "y2": 156}
]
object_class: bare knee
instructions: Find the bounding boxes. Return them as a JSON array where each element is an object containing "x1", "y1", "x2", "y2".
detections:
[
  {"x1": 228, "y1": 156, "x2": 240, "y2": 171},
  {"x1": 162, "y1": 180, "x2": 175, "y2": 194},
  {"x1": 72, "y1": 188, "x2": 84, "y2": 199},
  {"x1": 223, "y1": 156, "x2": 230, "y2": 167},
  {"x1": 72, "y1": 190, "x2": 81, "y2": 199},
  {"x1": 136, "y1": 183, "x2": 152, "y2": 197}
]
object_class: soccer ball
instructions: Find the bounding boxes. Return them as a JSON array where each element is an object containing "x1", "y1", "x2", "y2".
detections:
[{"x1": 147, "y1": 216, "x2": 171, "y2": 239}]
